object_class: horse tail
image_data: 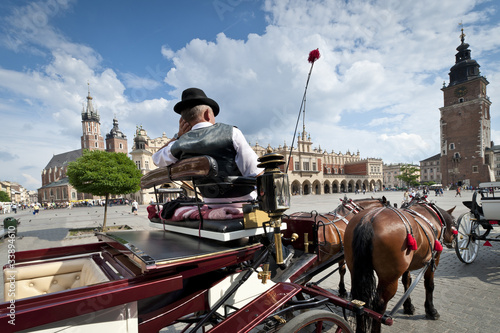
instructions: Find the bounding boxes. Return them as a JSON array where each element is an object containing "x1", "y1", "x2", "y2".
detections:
[{"x1": 350, "y1": 217, "x2": 377, "y2": 332}]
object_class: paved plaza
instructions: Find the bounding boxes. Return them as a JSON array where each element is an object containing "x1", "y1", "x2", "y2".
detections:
[{"x1": 1, "y1": 189, "x2": 499, "y2": 332}]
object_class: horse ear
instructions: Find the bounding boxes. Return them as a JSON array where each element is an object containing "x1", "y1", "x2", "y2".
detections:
[{"x1": 447, "y1": 206, "x2": 456, "y2": 215}]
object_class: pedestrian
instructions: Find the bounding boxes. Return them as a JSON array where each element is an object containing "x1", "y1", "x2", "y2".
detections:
[
  {"x1": 34, "y1": 203, "x2": 40, "y2": 215},
  {"x1": 12, "y1": 203, "x2": 17, "y2": 214},
  {"x1": 456, "y1": 186, "x2": 461, "y2": 197},
  {"x1": 132, "y1": 200, "x2": 138, "y2": 215}
]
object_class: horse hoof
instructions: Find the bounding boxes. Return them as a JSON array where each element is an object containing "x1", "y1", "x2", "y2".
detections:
[
  {"x1": 425, "y1": 310, "x2": 440, "y2": 320},
  {"x1": 403, "y1": 304, "x2": 415, "y2": 315}
]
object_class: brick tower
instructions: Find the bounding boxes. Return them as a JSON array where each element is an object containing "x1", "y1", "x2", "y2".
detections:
[
  {"x1": 439, "y1": 29, "x2": 494, "y2": 187},
  {"x1": 105, "y1": 117, "x2": 128, "y2": 154},
  {"x1": 81, "y1": 85, "x2": 105, "y2": 151}
]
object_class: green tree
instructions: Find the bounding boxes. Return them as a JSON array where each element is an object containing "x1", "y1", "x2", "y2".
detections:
[
  {"x1": 396, "y1": 164, "x2": 421, "y2": 188},
  {"x1": 67, "y1": 150, "x2": 142, "y2": 231},
  {"x1": 0, "y1": 191, "x2": 10, "y2": 202}
]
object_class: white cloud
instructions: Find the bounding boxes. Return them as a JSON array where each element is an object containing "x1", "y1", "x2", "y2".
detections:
[{"x1": 122, "y1": 73, "x2": 161, "y2": 90}]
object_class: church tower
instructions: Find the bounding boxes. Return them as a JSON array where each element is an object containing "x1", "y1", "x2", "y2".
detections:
[
  {"x1": 439, "y1": 29, "x2": 494, "y2": 187},
  {"x1": 106, "y1": 117, "x2": 128, "y2": 154},
  {"x1": 81, "y1": 85, "x2": 105, "y2": 151}
]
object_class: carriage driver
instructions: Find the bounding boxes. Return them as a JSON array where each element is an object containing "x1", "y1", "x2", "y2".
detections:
[{"x1": 152, "y1": 87, "x2": 263, "y2": 208}]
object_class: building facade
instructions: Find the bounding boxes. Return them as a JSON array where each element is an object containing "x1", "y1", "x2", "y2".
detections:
[
  {"x1": 438, "y1": 30, "x2": 494, "y2": 187},
  {"x1": 419, "y1": 154, "x2": 442, "y2": 184},
  {"x1": 1, "y1": 181, "x2": 32, "y2": 204},
  {"x1": 383, "y1": 163, "x2": 421, "y2": 189}
]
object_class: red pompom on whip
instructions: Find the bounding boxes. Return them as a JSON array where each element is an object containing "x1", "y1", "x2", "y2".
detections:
[
  {"x1": 308, "y1": 48, "x2": 320, "y2": 63},
  {"x1": 407, "y1": 233, "x2": 418, "y2": 251},
  {"x1": 285, "y1": 48, "x2": 321, "y2": 171}
]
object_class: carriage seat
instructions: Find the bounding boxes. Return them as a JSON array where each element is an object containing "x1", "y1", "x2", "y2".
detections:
[
  {"x1": 140, "y1": 155, "x2": 257, "y2": 191},
  {"x1": 4, "y1": 257, "x2": 110, "y2": 301}
]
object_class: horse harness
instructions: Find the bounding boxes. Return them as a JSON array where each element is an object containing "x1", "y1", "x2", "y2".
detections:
[
  {"x1": 396, "y1": 200, "x2": 446, "y2": 271},
  {"x1": 314, "y1": 199, "x2": 369, "y2": 252},
  {"x1": 364, "y1": 199, "x2": 445, "y2": 271}
]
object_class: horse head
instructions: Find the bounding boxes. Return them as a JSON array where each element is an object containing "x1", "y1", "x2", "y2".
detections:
[{"x1": 440, "y1": 206, "x2": 457, "y2": 248}]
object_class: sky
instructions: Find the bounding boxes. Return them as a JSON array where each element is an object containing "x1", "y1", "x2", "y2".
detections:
[{"x1": 1, "y1": 0, "x2": 500, "y2": 191}]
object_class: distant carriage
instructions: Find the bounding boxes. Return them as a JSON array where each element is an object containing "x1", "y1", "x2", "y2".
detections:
[{"x1": 455, "y1": 182, "x2": 500, "y2": 263}]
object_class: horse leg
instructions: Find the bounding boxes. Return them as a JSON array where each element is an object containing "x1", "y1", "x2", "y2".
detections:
[
  {"x1": 338, "y1": 260, "x2": 347, "y2": 298},
  {"x1": 371, "y1": 280, "x2": 398, "y2": 333},
  {"x1": 424, "y1": 257, "x2": 440, "y2": 320},
  {"x1": 402, "y1": 270, "x2": 415, "y2": 315}
]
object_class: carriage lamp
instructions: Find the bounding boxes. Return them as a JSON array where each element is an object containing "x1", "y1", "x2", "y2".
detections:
[
  {"x1": 257, "y1": 153, "x2": 291, "y2": 265},
  {"x1": 257, "y1": 153, "x2": 290, "y2": 214}
]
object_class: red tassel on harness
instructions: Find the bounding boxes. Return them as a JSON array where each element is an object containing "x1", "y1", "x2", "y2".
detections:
[
  {"x1": 407, "y1": 234, "x2": 418, "y2": 250},
  {"x1": 434, "y1": 240, "x2": 443, "y2": 252}
]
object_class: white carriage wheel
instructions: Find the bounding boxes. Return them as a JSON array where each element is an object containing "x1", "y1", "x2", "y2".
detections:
[
  {"x1": 454, "y1": 212, "x2": 479, "y2": 264},
  {"x1": 278, "y1": 309, "x2": 353, "y2": 333}
]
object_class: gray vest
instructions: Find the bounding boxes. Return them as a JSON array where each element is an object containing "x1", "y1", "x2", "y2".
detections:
[{"x1": 171, "y1": 123, "x2": 252, "y2": 198}]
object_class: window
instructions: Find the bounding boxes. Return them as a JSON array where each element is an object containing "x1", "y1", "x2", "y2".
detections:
[
  {"x1": 472, "y1": 165, "x2": 478, "y2": 173},
  {"x1": 145, "y1": 161, "x2": 149, "y2": 170},
  {"x1": 95, "y1": 142, "x2": 98, "y2": 148},
  {"x1": 119, "y1": 143, "x2": 123, "y2": 149},
  {"x1": 303, "y1": 162, "x2": 310, "y2": 171},
  {"x1": 312, "y1": 162, "x2": 317, "y2": 171},
  {"x1": 136, "y1": 161, "x2": 141, "y2": 169},
  {"x1": 454, "y1": 152, "x2": 460, "y2": 159},
  {"x1": 449, "y1": 143, "x2": 455, "y2": 150},
  {"x1": 295, "y1": 162, "x2": 300, "y2": 170},
  {"x1": 95, "y1": 135, "x2": 97, "y2": 140}
]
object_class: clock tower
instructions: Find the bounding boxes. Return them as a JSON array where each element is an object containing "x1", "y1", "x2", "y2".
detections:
[{"x1": 439, "y1": 29, "x2": 494, "y2": 187}]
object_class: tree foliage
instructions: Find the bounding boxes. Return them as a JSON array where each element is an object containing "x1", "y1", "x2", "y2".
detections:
[
  {"x1": 67, "y1": 150, "x2": 142, "y2": 230},
  {"x1": 0, "y1": 191, "x2": 11, "y2": 202},
  {"x1": 396, "y1": 164, "x2": 421, "y2": 187}
]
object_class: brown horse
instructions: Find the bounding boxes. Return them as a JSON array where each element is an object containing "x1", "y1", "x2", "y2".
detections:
[
  {"x1": 283, "y1": 197, "x2": 388, "y2": 297},
  {"x1": 344, "y1": 199, "x2": 456, "y2": 333}
]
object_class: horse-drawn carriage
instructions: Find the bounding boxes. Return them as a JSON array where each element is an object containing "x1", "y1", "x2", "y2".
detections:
[
  {"x1": 455, "y1": 182, "x2": 500, "y2": 263},
  {"x1": 1, "y1": 153, "x2": 397, "y2": 332},
  {"x1": 1, "y1": 152, "x2": 459, "y2": 332}
]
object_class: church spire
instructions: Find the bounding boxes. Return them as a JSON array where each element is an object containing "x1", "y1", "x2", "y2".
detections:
[{"x1": 82, "y1": 83, "x2": 100, "y2": 122}]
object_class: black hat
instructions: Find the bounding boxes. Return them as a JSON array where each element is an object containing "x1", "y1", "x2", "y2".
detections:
[{"x1": 173, "y1": 88, "x2": 220, "y2": 116}]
